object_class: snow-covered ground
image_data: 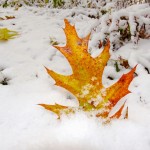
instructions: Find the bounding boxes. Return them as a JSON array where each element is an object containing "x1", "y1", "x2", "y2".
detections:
[{"x1": 0, "y1": 6, "x2": 150, "y2": 150}]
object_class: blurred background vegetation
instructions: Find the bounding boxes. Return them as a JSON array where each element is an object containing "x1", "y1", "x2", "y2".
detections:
[{"x1": 0, "y1": 0, "x2": 149, "y2": 9}]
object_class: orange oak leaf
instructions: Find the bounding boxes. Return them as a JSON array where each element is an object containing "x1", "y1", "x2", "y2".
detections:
[{"x1": 40, "y1": 19, "x2": 136, "y2": 120}]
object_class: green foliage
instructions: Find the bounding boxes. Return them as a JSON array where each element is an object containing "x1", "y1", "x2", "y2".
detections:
[
  {"x1": 45, "y1": 0, "x2": 49, "y2": 3},
  {"x1": 0, "y1": 28, "x2": 18, "y2": 40},
  {"x1": 114, "y1": 61, "x2": 120, "y2": 72},
  {"x1": 53, "y1": 0, "x2": 64, "y2": 8},
  {"x1": 2, "y1": 0, "x2": 8, "y2": 8}
]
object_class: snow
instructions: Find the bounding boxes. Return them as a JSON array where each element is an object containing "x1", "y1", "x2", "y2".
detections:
[{"x1": 0, "y1": 5, "x2": 150, "y2": 150}]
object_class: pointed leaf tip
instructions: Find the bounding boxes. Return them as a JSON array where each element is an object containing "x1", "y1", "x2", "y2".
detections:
[
  {"x1": 110, "y1": 101, "x2": 127, "y2": 119},
  {"x1": 105, "y1": 39, "x2": 110, "y2": 48},
  {"x1": 64, "y1": 19, "x2": 72, "y2": 28},
  {"x1": 64, "y1": 19, "x2": 69, "y2": 24},
  {"x1": 39, "y1": 103, "x2": 68, "y2": 118}
]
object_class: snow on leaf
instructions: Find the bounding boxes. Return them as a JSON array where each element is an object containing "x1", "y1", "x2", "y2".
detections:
[
  {"x1": 40, "y1": 19, "x2": 136, "y2": 120},
  {"x1": 38, "y1": 103, "x2": 69, "y2": 119}
]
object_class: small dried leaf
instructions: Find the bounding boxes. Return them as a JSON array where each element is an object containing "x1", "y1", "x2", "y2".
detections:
[
  {"x1": 0, "y1": 16, "x2": 15, "y2": 20},
  {"x1": 119, "y1": 56, "x2": 130, "y2": 69},
  {"x1": 5, "y1": 16, "x2": 15, "y2": 20}
]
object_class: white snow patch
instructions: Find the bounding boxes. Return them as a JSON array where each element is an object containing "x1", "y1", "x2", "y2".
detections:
[{"x1": 0, "y1": 6, "x2": 150, "y2": 150}]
